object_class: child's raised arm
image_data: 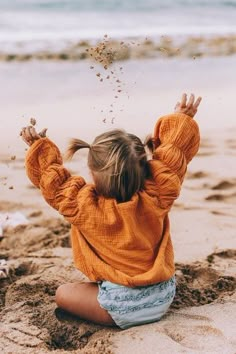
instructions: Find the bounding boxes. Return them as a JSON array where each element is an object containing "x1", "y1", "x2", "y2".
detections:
[
  {"x1": 148, "y1": 93, "x2": 201, "y2": 209},
  {"x1": 20, "y1": 126, "x2": 86, "y2": 223}
]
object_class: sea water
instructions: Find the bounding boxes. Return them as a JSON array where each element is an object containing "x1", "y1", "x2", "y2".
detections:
[{"x1": 0, "y1": 0, "x2": 236, "y2": 53}]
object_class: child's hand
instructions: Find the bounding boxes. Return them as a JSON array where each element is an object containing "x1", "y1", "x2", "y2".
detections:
[
  {"x1": 20, "y1": 126, "x2": 47, "y2": 146},
  {"x1": 175, "y1": 93, "x2": 202, "y2": 118}
]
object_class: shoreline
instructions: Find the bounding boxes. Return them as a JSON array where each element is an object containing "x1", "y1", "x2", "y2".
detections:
[{"x1": 1, "y1": 34, "x2": 236, "y2": 62}]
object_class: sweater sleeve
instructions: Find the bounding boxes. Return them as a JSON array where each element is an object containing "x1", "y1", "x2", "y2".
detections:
[
  {"x1": 148, "y1": 113, "x2": 200, "y2": 209},
  {"x1": 25, "y1": 138, "x2": 86, "y2": 223}
]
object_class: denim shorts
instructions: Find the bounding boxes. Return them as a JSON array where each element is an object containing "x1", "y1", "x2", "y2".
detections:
[{"x1": 97, "y1": 276, "x2": 176, "y2": 329}]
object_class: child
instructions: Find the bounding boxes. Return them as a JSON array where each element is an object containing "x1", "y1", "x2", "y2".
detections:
[{"x1": 21, "y1": 93, "x2": 201, "y2": 329}]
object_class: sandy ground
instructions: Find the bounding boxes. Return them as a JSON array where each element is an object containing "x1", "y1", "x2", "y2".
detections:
[
  {"x1": 0, "y1": 35, "x2": 236, "y2": 61},
  {"x1": 0, "y1": 57, "x2": 236, "y2": 353}
]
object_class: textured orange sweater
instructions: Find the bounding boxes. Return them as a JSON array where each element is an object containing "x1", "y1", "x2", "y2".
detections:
[{"x1": 25, "y1": 113, "x2": 200, "y2": 287}]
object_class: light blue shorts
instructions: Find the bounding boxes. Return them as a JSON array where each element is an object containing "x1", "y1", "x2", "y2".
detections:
[{"x1": 97, "y1": 276, "x2": 176, "y2": 329}]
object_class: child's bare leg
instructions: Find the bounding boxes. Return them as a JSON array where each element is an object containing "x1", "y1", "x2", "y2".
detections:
[{"x1": 55, "y1": 282, "x2": 115, "y2": 326}]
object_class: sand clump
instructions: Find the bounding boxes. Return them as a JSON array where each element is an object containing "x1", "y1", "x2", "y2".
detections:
[
  {"x1": 30, "y1": 117, "x2": 37, "y2": 126},
  {"x1": 82, "y1": 34, "x2": 129, "y2": 124}
]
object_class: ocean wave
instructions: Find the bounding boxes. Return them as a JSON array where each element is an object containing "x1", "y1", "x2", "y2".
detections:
[{"x1": 0, "y1": 0, "x2": 236, "y2": 12}]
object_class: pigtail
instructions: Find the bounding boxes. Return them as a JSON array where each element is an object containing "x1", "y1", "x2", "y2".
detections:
[
  {"x1": 64, "y1": 138, "x2": 90, "y2": 161},
  {"x1": 144, "y1": 134, "x2": 161, "y2": 154},
  {"x1": 144, "y1": 134, "x2": 155, "y2": 154}
]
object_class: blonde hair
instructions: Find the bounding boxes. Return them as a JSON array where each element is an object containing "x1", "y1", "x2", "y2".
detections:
[{"x1": 65, "y1": 129, "x2": 149, "y2": 202}]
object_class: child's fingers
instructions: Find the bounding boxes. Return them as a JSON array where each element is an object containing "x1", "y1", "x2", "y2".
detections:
[
  {"x1": 174, "y1": 102, "x2": 180, "y2": 110},
  {"x1": 38, "y1": 128, "x2": 47, "y2": 138},
  {"x1": 30, "y1": 126, "x2": 41, "y2": 139},
  {"x1": 25, "y1": 127, "x2": 34, "y2": 145},
  {"x1": 21, "y1": 128, "x2": 31, "y2": 146},
  {"x1": 28, "y1": 126, "x2": 42, "y2": 140},
  {"x1": 186, "y1": 93, "x2": 195, "y2": 108},
  {"x1": 193, "y1": 96, "x2": 202, "y2": 109},
  {"x1": 180, "y1": 93, "x2": 187, "y2": 107},
  {"x1": 20, "y1": 127, "x2": 27, "y2": 139},
  {"x1": 22, "y1": 136, "x2": 30, "y2": 146},
  {"x1": 24, "y1": 126, "x2": 34, "y2": 141},
  {"x1": 21, "y1": 126, "x2": 41, "y2": 145}
]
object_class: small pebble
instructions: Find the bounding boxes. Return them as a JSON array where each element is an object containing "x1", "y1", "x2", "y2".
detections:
[{"x1": 30, "y1": 117, "x2": 37, "y2": 126}]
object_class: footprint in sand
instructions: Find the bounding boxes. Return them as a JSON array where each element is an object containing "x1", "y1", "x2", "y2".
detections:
[
  {"x1": 200, "y1": 138, "x2": 215, "y2": 149},
  {"x1": 213, "y1": 249, "x2": 236, "y2": 259},
  {"x1": 173, "y1": 253, "x2": 236, "y2": 310},
  {"x1": 206, "y1": 180, "x2": 236, "y2": 201},
  {"x1": 197, "y1": 139, "x2": 217, "y2": 157},
  {"x1": 225, "y1": 138, "x2": 236, "y2": 150},
  {"x1": 197, "y1": 150, "x2": 216, "y2": 157},
  {"x1": 210, "y1": 210, "x2": 236, "y2": 217},
  {"x1": 211, "y1": 180, "x2": 236, "y2": 190},
  {"x1": 186, "y1": 171, "x2": 209, "y2": 179},
  {"x1": 28, "y1": 210, "x2": 43, "y2": 218},
  {"x1": 205, "y1": 193, "x2": 236, "y2": 202}
]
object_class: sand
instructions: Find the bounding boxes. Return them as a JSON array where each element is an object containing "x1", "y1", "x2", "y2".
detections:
[
  {"x1": 0, "y1": 35, "x2": 236, "y2": 62},
  {"x1": 0, "y1": 55, "x2": 236, "y2": 353}
]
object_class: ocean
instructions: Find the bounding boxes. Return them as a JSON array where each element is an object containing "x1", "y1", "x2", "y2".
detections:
[{"x1": 0, "y1": 0, "x2": 236, "y2": 53}]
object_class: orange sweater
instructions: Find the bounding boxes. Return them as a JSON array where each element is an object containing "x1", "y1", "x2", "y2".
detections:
[{"x1": 25, "y1": 113, "x2": 200, "y2": 287}]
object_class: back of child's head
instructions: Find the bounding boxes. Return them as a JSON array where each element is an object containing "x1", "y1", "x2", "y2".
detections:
[{"x1": 65, "y1": 129, "x2": 149, "y2": 202}]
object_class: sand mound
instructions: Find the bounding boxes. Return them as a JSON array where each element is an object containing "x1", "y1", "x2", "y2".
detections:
[
  {"x1": 0, "y1": 218, "x2": 71, "y2": 259},
  {"x1": 173, "y1": 253, "x2": 236, "y2": 309},
  {"x1": 0, "y1": 255, "x2": 112, "y2": 353}
]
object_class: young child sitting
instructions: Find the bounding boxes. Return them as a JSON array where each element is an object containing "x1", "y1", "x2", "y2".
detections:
[{"x1": 21, "y1": 93, "x2": 201, "y2": 329}]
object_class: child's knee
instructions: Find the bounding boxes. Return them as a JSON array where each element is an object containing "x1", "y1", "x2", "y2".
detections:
[{"x1": 55, "y1": 284, "x2": 69, "y2": 308}]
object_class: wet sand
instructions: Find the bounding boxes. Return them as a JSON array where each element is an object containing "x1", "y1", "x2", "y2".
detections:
[
  {"x1": 0, "y1": 34, "x2": 236, "y2": 62},
  {"x1": 1, "y1": 55, "x2": 236, "y2": 155}
]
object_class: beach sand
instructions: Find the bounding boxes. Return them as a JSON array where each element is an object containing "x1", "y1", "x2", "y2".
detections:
[{"x1": 0, "y1": 55, "x2": 236, "y2": 353}]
